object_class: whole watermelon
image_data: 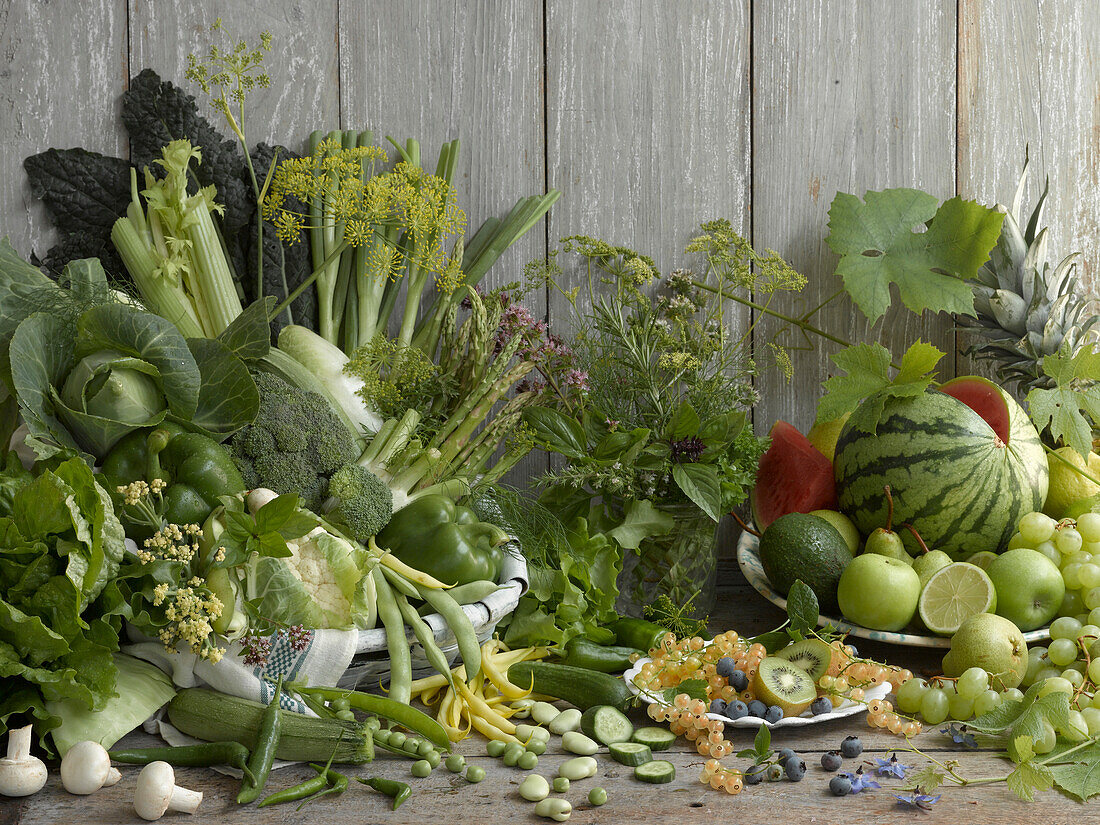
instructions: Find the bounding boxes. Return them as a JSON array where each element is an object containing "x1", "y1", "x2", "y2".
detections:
[{"x1": 834, "y1": 383, "x2": 1048, "y2": 560}]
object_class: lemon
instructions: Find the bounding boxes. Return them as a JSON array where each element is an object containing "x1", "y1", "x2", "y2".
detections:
[
  {"x1": 807, "y1": 413, "x2": 850, "y2": 463},
  {"x1": 918, "y1": 562, "x2": 997, "y2": 636},
  {"x1": 1043, "y1": 447, "x2": 1100, "y2": 518}
]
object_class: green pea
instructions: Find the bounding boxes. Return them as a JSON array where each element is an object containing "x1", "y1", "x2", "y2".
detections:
[
  {"x1": 425, "y1": 749, "x2": 441, "y2": 769},
  {"x1": 411, "y1": 759, "x2": 432, "y2": 778},
  {"x1": 417, "y1": 739, "x2": 435, "y2": 757},
  {"x1": 525, "y1": 739, "x2": 547, "y2": 756},
  {"x1": 486, "y1": 740, "x2": 507, "y2": 758},
  {"x1": 518, "y1": 751, "x2": 539, "y2": 771},
  {"x1": 335, "y1": 709, "x2": 356, "y2": 721},
  {"x1": 389, "y1": 731, "x2": 407, "y2": 749},
  {"x1": 465, "y1": 765, "x2": 486, "y2": 783},
  {"x1": 503, "y1": 742, "x2": 525, "y2": 767},
  {"x1": 364, "y1": 716, "x2": 381, "y2": 731},
  {"x1": 330, "y1": 697, "x2": 351, "y2": 712},
  {"x1": 445, "y1": 754, "x2": 466, "y2": 773},
  {"x1": 588, "y1": 787, "x2": 608, "y2": 806},
  {"x1": 552, "y1": 777, "x2": 570, "y2": 793},
  {"x1": 375, "y1": 730, "x2": 393, "y2": 745}
]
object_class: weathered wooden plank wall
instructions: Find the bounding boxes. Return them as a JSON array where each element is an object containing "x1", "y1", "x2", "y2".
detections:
[{"x1": 2, "y1": 0, "x2": 1099, "y2": 542}]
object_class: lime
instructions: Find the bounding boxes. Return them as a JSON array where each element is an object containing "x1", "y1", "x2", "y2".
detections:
[
  {"x1": 966, "y1": 551, "x2": 999, "y2": 571},
  {"x1": 918, "y1": 562, "x2": 997, "y2": 636},
  {"x1": 1044, "y1": 446, "x2": 1100, "y2": 518},
  {"x1": 807, "y1": 413, "x2": 850, "y2": 463}
]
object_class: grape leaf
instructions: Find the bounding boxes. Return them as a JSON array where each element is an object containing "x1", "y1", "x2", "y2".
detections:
[
  {"x1": 903, "y1": 765, "x2": 945, "y2": 793},
  {"x1": 660, "y1": 679, "x2": 708, "y2": 703},
  {"x1": 1006, "y1": 759, "x2": 1054, "y2": 802},
  {"x1": 786, "y1": 580, "x2": 819, "y2": 635},
  {"x1": 816, "y1": 340, "x2": 945, "y2": 432},
  {"x1": 1050, "y1": 759, "x2": 1100, "y2": 802},
  {"x1": 1027, "y1": 342, "x2": 1100, "y2": 459},
  {"x1": 827, "y1": 190, "x2": 1005, "y2": 323}
]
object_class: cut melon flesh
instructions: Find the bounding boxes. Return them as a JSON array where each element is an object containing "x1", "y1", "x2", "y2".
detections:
[
  {"x1": 750, "y1": 420, "x2": 837, "y2": 531},
  {"x1": 940, "y1": 376, "x2": 1011, "y2": 445}
]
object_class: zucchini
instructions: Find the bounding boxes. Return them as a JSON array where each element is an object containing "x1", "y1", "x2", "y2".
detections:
[
  {"x1": 507, "y1": 662, "x2": 633, "y2": 711},
  {"x1": 167, "y1": 688, "x2": 374, "y2": 764},
  {"x1": 634, "y1": 760, "x2": 676, "y2": 784},
  {"x1": 609, "y1": 742, "x2": 652, "y2": 767},
  {"x1": 580, "y1": 705, "x2": 634, "y2": 745},
  {"x1": 631, "y1": 726, "x2": 677, "y2": 752}
]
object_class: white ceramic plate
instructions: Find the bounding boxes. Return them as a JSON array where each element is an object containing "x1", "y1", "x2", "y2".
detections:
[
  {"x1": 624, "y1": 656, "x2": 891, "y2": 728},
  {"x1": 737, "y1": 531, "x2": 1051, "y2": 649}
]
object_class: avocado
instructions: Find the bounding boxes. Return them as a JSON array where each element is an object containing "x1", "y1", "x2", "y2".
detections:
[{"x1": 758, "y1": 513, "x2": 854, "y2": 613}]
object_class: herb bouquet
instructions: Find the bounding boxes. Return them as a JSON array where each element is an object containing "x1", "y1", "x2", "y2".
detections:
[{"x1": 522, "y1": 223, "x2": 805, "y2": 617}]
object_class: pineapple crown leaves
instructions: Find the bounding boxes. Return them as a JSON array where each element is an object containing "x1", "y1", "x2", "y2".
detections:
[
  {"x1": 1026, "y1": 340, "x2": 1100, "y2": 459},
  {"x1": 815, "y1": 340, "x2": 945, "y2": 432},
  {"x1": 826, "y1": 189, "x2": 1005, "y2": 324}
]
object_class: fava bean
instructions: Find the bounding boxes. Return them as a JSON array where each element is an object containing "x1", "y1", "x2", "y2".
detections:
[
  {"x1": 511, "y1": 699, "x2": 536, "y2": 719},
  {"x1": 518, "y1": 751, "x2": 539, "y2": 771},
  {"x1": 465, "y1": 765, "x2": 486, "y2": 783},
  {"x1": 535, "y1": 797, "x2": 572, "y2": 821},
  {"x1": 515, "y1": 724, "x2": 551, "y2": 744},
  {"x1": 531, "y1": 702, "x2": 560, "y2": 726},
  {"x1": 519, "y1": 774, "x2": 550, "y2": 802},
  {"x1": 503, "y1": 742, "x2": 525, "y2": 767},
  {"x1": 588, "y1": 787, "x2": 608, "y2": 806},
  {"x1": 548, "y1": 709, "x2": 582, "y2": 735},
  {"x1": 561, "y1": 731, "x2": 598, "y2": 756},
  {"x1": 486, "y1": 740, "x2": 507, "y2": 758},
  {"x1": 552, "y1": 777, "x2": 570, "y2": 793},
  {"x1": 525, "y1": 740, "x2": 547, "y2": 756},
  {"x1": 411, "y1": 760, "x2": 432, "y2": 778},
  {"x1": 445, "y1": 754, "x2": 466, "y2": 773},
  {"x1": 558, "y1": 756, "x2": 598, "y2": 781}
]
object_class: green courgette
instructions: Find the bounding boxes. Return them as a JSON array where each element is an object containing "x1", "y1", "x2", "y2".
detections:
[{"x1": 507, "y1": 662, "x2": 633, "y2": 711}]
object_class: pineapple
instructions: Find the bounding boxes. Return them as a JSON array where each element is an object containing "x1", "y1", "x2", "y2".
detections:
[{"x1": 961, "y1": 153, "x2": 1100, "y2": 396}]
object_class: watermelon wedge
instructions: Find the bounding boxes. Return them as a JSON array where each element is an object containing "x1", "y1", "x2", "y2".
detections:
[
  {"x1": 940, "y1": 376, "x2": 1011, "y2": 445},
  {"x1": 750, "y1": 420, "x2": 838, "y2": 531}
]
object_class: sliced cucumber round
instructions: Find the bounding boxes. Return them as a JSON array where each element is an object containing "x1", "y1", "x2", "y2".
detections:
[
  {"x1": 609, "y1": 742, "x2": 652, "y2": 767},
  {"x1": 580, "y1": 705, "x2": 633, "y2": 745},
  {"x1": 634, "y1": 759, "x2": 676, "y2": 784},
  {"x1": 631, "y1": 726, "x2": 676, "y2": 752}
]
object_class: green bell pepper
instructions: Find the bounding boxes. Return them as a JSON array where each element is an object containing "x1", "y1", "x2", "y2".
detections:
[
  {"x1": 376, "y1": 494, "x2": 509, "y2": 587},
  {"x1": 102, "y1": 423, "x2": 245, "y2": 537}
]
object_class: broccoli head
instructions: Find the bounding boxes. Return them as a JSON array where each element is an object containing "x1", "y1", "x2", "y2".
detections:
[
  {"x1": 228, "y1": 371, "x2": 360, "y2": 511},
  {"x1": 323, "y1": 463, "x2": 393, "y2": 542}
]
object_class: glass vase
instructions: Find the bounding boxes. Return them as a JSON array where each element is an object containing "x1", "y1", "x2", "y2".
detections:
[{"x1": 614, "y1": 500, "x2": 720, "y2": 620}]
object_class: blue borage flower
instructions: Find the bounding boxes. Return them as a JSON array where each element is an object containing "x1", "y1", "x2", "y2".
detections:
[
  {"x1": 839, "y1": 769, "x2": 880, "y2": 794},
  {"x1": 873, "y1": 754, "x2": 910, "y2": 779},
  {"x1": 941, "y1": 723, "x2": 977, "y2": 748},
  {"x1": 893, "y1": 791, "x2": 941, "y2": 810}
]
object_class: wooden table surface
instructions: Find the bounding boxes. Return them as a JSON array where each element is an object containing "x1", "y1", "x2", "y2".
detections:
[{"x1": 6, "y1": 559, "x2": 1089, "y2": 825}]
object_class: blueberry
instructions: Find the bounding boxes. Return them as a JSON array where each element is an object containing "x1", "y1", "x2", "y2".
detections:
[
  {"x1": 716, "y1": 656, "x2": 737, "y2": 678},
  {"x1": 820, "y1": 751, "x2": 843, "y2": 771},
  {"x1": 829, "y1": 774, "x2": 852, "y2": 796},
  {"x1": 747, "y1": 700, "x2": 768, "y2": 718},
  {"x1": 726, "y1": 700, "x2": 748, "y2": 720},
  {"x1": 766, "y1": 763, "x2": 784, "y2": 781},
  {"x1": 709, "y1": 698, "x2": 727, "y2": 715},
  {"x1": 810, "y1": 697, "x2": 832, "y2": 716},
  {"x1": 730, "y1": 670, "x2": 750, "y2": 692},
  {"x1": 743, "y1": 764, "x2": 765, "y2": 785},
  {"x1": 783, "y1": 757, "x2": 806, "y2": 782},
  {"x1": 846, "y1": 644, "x2": 858, "y2": 658},
  {"x1": 764, "y1": 705, "x2": 784, "y2": 724},
  {"x1": 840, "y1": 735, "x2": 863, "y2": 759},
  {"x1": 777, "y1": 748, "x2": 796, "y2": 763}
]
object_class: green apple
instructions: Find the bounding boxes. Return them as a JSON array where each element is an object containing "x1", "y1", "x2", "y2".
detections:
[
  {"x1": 913, "y1": 549, "x2": 953, "y2": 588},
  {"x1": 986, "y1": 548, "x2": 1065, "y2": 632},
  {"x1": 837, "y1": 554, "x2": 921, "y2": 631},
  {"x1": 809, "y1": 509, "x2": 860, "y2": 555},
  {"x1": 942, "y1": 613, "x2": 1027, "y2": 689}
]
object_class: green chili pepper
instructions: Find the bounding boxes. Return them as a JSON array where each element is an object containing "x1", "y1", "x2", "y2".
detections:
[
  {"x1": 297, "y1": 764, "x2": 348, "y2": 809},
  {"x1": 110, "y1": 742, "x2": 256, "y2": 784},
  {"x1": 257, "y1": 774, "x2": 329, "y2": 808},
  {"x1": 358, "y1": 776, "x2": 413, "y2": 810},
  {"x1": 608, "y1": 618, "x2": 668, "y2": 653},
  {"x1": 555, "y1": 636, "x2": 642, "y2": 673},
  {"x1": 237, "y1": 677, "x2": 283, "y2": 804}
]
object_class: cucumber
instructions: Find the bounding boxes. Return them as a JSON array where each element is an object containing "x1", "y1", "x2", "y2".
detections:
[
  {"x1": 634, "y1": 760, "x2": 676, "y2": 784},
  {"x1": 507, "y1": 662, "x2": 633, "y2": 711},
  {"x1": 609, "y1": 742, "x2": 652, "y2": 767},
  {"x1": 580, "y1": 705, "x2": 633, "y2": 745},
  {"x1": 631, "y1": 726, "x2": 677, "y2": 752}
]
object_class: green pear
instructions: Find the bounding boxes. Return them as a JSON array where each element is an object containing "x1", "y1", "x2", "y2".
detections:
[
  {"x1": 864, "y1": 528, "x2": 912, "y2": 564},
  {"x1": 913, "y1": 549, "x2": 953, "y2": 588}
]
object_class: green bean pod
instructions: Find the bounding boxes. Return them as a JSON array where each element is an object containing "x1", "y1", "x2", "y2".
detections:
[
  {"x1": 237, "y1": 677, "x2": 283, "y2": 804},
  {"x1": 415, "y1": 579, "x2": 482, "y2": 681},
  {"x1": 109, "y1": 742, "x2": 256, "y2": 784},
  {"x1": 394, "y1": 591, "x2": 456, "y2": 689},
  {"x1": 373, "y1": 567, "x2": 412, "y2": 704}
]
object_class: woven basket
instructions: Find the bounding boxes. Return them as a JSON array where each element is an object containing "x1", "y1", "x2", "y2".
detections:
[{"x1": 337, "y1": 543, "x2": 528, "y2": 689}]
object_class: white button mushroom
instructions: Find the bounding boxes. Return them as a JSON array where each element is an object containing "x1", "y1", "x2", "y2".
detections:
[
  {"x1": 60, "y1": 740, "x2": 122, "y2": 795},
  {"x1": 0, "y1": 725, "x2": 47, "y2": 797},
  {"x1": 134, "y1": 761, "x2": 202, "y2": 820}
]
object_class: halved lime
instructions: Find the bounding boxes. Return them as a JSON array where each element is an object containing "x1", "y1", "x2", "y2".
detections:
[
  {"x1": 918, "y1": 562, "x2": 997, "y2": 636},
  {"x1": 966, "y1": 551, "x2": 999, "y2": 571}
]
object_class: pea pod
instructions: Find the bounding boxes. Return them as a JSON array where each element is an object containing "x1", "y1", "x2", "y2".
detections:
[
  {"x1": 237, "y1": 677, "x2": 283, "y2": 804},
  {"x1": 358, "y1": 776, "x2": 412, "y2": 810},
  {"x1": 109, "y1": 742, "x2": 255, "y2": 784},
  {"x1": 284, "y1": 683, "x2": 449, "y2": 750}
]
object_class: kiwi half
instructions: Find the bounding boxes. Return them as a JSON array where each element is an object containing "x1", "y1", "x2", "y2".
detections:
[
  {"x1": 753, "y1": 657, "x2": 818, "y2": 717},
  {"x1": 774, "y1": 639, "x2": 832, "y2": 682}
]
